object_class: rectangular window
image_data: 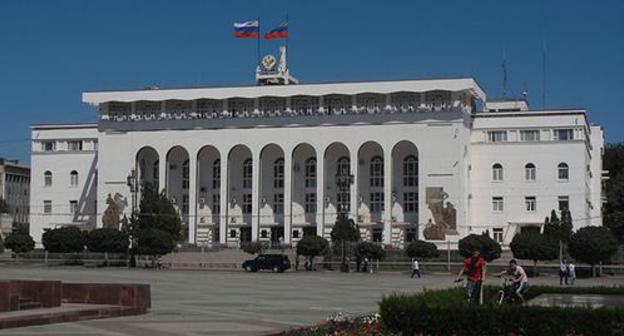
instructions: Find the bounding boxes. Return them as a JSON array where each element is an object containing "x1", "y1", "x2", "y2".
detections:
[
  {"x1": 69, "y1": 200, "x2": 78, "y2": 214},
  {"x1": 182, "y1": 195, "x2": 189, "y2": 214},
  {"x1": 487, "y1": 130, "x2": 508, "y2": 143},
  {"x1": 44, "y1": 200, "x2": 52, "y2": 214},
  {"x1": 520, "y1": 130, "x2": 540, "y2": 142},
  {"x1": 212, "y1": 194, "x2": 220, "y2": 214},
  {"x1": 67, "y1": 140, "x2": 83, "y2": 151},
  {"x1": 242, "y1": 194, "x2": 252, "y2": 214},
  {"x1": 274, "y1": 163, "x2": 284, "y2": 189},
  {"x1": 525, "y1": 196, "x2": 536, "y2": 212},
  {"x1": 492, "y1": 197, "x2": 504, "y2": 212},
  {"x1": 369, "y1": 192, "x2": 384, "y2": 213},
  {"x1": 554, "y1": 129, "x2": 574, "y2": 141},
  {"x1": 305, "y1": 162, "x2": 317, "y2": 188},
  {"x1": 337, "y1": 191, "x2": 350, "y2": 213},
  {"x1": 43, "y1": 141, "x2": 56, "y2": 152},
  {"x1": 493, "y1": 228, "x2": 504, "y2": 243},
  {"x1": 212, "y1": 163, "x2": 221, "y2": 189},
  {"x1": 558, "y1": 196, "x2": 570, "y2": 211},
  {"x1": 273, "y1": 193, "x2": 284, "y2": 214},
  {"x1": 44, "y1": 174, "x2": 52, "y2": 187},
  {"x1": 403, "y1": 192, "x2": 418, "y2": 213},
  {"x1": 305, "y1": 193, "x2": 317, "y2": 213}
]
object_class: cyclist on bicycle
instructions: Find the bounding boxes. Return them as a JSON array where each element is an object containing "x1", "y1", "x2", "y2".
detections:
[
  {"x1": 494, "y1": 259, "x2": 528, "y2": 303},
  {"x1": 455, "y1": 249, "x2": 487, "y2": 304}
]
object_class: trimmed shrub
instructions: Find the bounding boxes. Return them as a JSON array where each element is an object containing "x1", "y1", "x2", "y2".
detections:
[
  {"x1": 242, "y1": 241, "x2": 264, "y2": 255},
  {"x1": 380, "y1": 286, "x2": 624, "y2": 336},
  {"x1": 458, "y1": 232, "x2": 501, "y2": 262},
  {"x1": 297, "y1": 235, "x2": 329, "y2": 257},
  {"x1": 510, "y1": 230, "x2": 558, "y2": 276},
  {"x1": 3, "y1": 233, "x2": 35, "y2": 253},
  {"x1": 42, "y1": 226, "x2": 85, "y2": 253},
  {"x1": 134, "y1": 228, "x2": 175, "y2": 256},
  {"x1": 569, "y1": 226, "x2": 618, "y2": 275},
  {"x1": 85, "y1": 228, "x2": 129, "y2": 253},
  {"x1": 354, "y1": 241, "x2": 385, "y2": 260},
  {"x1": 405, "y1": 240, "x2": 439, "y2": 259}
]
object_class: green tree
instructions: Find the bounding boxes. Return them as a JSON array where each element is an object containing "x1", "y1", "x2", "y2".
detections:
[
  {"x1": 85, "y1": 228, "x2": 129, "y2": 253},
  {"x1": 130, "y1": 183, "x2": 182, "y2": 241},
  {"x1": 458, "y1": 232, "x2": 501, "y2": 262},
  {"x1": 510, "y1": 230, "x2": 558, "y2": 276},
  {"x1": 296, "y1": 235, "x2": 329, "y2": 270},
  {"x1": 354, "y1": 241, "x2": 385, "y2": 260},
  {"x1": 569, "y1": 226, "x2": 618, "y2": 276},
  {"x1": 242, "y1": 241, "x2": 264, "y2": 255},
  {"x1": 604, "y1": 211, "x2": 624, "y2": 243},
  {"x1": 134, "y1": 228, "x2": 176, "y2": 256},
  {"x1": 3, "y1": 233, "x2": 35, "y2": 253},
  {"x1": 544, "y1": 209, "x2": 574, "y2": 262},
  {"x1": 405, "y1": 240, "x2": 440, "y2": 260},
  {"x1": 330, "y1": 216, "x2": 360, "y2": 272},
  {"x1": 42, "y1": 226, "x2": 85, "y2": 253}
]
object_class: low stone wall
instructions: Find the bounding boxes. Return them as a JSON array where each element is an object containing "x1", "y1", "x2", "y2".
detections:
[{"x1": 0, "y1": 280, "x2": 62, "y2": 312}]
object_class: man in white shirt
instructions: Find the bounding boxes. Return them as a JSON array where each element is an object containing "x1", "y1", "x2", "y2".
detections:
[
  {"x1": 495, "y1": 259, "x2": 528, "y2": 303},
  {"x1": 410, "y1": 259, "x2": 421, "y2": 278}
]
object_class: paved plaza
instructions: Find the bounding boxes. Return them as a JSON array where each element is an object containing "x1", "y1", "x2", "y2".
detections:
[{"x1": 0, "y1": 266, "x2": 622, "y2": 336}]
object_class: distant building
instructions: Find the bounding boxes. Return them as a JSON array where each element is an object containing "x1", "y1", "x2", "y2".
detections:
[
  {"x1": 28, "y1": 50, "x2": 606, "y2": 248},
  {"x1": 0, "y1": 157, "x2": 30, "y2": 236}
]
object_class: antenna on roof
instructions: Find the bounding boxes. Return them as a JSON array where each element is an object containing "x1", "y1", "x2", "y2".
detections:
[{"x1": 501, "y1": 47, "x2": 508, "y2": 98}]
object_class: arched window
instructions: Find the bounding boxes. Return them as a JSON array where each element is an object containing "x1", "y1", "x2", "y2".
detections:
[
  {"x1": 182, "y1": 159, "x2": 190, "y2": 189},
  {"x1": 153, "y1": 160, "x2": 159, "y2": 187},
  {"x1": 558, "y1": 162, "x2": 569, "y2": 180},
  {"x1": 273, "y1": 158, "x2": 284, "y2": 189},
  {"x1": 305, "y1": 157, "x2": 316, "y2": 188},
  {"x1": 212, "y1": 159, "x2": 220, "y2": 189},
  {"x1": 525, "y1": 163, "x2": 536, "y2": 181},
  {"x1": 370, "y1": 156, "x2": 384, "y2": 187},
  {"x1": 44, "y1": 171, "x2": 52, "y2": 187},
  {"x1": 243, "y1": 158, "x2": 252, "y2": 189},
  {"x1": 403, "y1": 156, "x2": 418, "y2": 187},
  {"x1": 70, "y1": 170, "x2": 79, "y2": 187},
  {"x1": 337, "y1": 157, "x2": 350, "y2": 177},
  {"x1": 492, "y1": 163, "x2": 503, "y2": 181}
]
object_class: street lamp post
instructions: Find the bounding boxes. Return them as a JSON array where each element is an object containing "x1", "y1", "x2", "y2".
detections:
[{"x1": 335, "y1": 166, "x2": 353, "y2": 272}]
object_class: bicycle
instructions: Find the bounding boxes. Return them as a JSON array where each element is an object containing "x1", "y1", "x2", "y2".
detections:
[{"x1": 493, "y1": 277, "x2": 527, "y2": 305}]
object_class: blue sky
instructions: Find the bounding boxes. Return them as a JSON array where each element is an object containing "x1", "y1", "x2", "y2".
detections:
[{"x1": 1, "y1": 0, "x2": 623, "y2": 164}]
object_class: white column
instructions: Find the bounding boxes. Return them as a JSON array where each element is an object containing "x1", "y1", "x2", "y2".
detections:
[
  {"x1": 219, "y1": 150, "x2": 229, "y2": 244},
  {"x1": 283, "y1": 149, "x2": 293, "y2": 244},
  {"x1": 188, "y1": 154, "x2": 198, "y2": 244},
  {"x1": 350, "y1": 148, "x2": 359, "y2": 222},
  {"x1": 315, "y1": 149, "x2": 325, "y2": 237},
  {"x1": 158, "y1": 154, "x2": 167, "y2": 193},
  {"x1": 251, "y1": 150, "x2": 261, "y2": 241},
  {"x1": 383, "y1": 148, "x2": 393, "y2": 245}
]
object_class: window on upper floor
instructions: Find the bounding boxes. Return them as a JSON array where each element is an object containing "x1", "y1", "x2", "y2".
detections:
[
  {"x1": 273, "y1": 193, "x2": 284, "y2": 214},
  {"x1": 43, "y1": 200, "x2": 52, "y2": 214},
  {"x1": 520, "y1": 130, "x2": 540, "y2": 142},
  {"x1": 305, "y1": 193, "x2": 316, "y2": 213},
  {"x1": 554, "y1": 129, "x2": 574, "y2": 141},
  {"x1": 525, "y1": 163, "x2": 536, "y2": 181},
  {"x1": 44, "y1": 171, "x2": 53, "y2": 187},
  {"x1": 492, "y1": 197, "x2": 504, "y2": 212},
  {"x1": 558, "y1": 162, "x2": 569, "y2": 180},
  {"x1": 274, "y1": 158, "x2": 284, "y2": 189},
  {"x1": 487, "y1": 130, "x2": 508, "y2": 143},
  {"x1": 212, "y1": 159, "x2": 221, "y2": 189},
  {"x1": 242, "y1": 159, "x2": 252, "y2": 189},
  {"x1": 305, "y1": 158, "x2": 317, "y2": 188},
  {"x1": 369, "y1": 192, "x2": 384, "y2": 213},
  {"x1": 68, "y1": 140, "x2": 83, "y2": 151},
  {"x1": 43, "y1": 141, "x2": 56, "y2": 152},
  {"x1": 403, "y1": 192, "x2": 418, "y2": 213},
  {"x1": 70, "y1": 170, "x2": 79, "y2": 187},
  {"x1": 370, "y1": 156, "x2": 384, "y2": 188},
  {"x1": 492, "y1": 163, "x2": 503, "y2": 181},
  {"x1": 525, "y1": 196, "x2": 536, "y2": 212},
  {"x1": 403, "y1": 156, "x2": 418, "y2": 187},
  {"x1": 558, "y1": 195, "x2": 570, "y2": 211}
]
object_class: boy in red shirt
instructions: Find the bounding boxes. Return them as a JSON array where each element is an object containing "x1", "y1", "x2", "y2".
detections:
[{"x1": 455, "y1": 249, "x2": 487, "y2": 304}]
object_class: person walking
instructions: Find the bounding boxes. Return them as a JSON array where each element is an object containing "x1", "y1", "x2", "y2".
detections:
[
  {"x1": 559, "y1": 259, "x2": 569, "y2": 285},
  {"x1": 410, "y1": 258, "x2": 421, "y2": 278},
  {"x1": 455, "y1": 250, "x2": 487, "y2": 304},
  {"x1": 568, "y1": 261, "x2": 576, "y2": 285}
]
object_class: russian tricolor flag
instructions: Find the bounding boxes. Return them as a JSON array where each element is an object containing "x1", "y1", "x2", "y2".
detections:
[
  {"x1": 233, "y1": 21, "x2": 259, "y2": 38},
  {"x1": 264, "y1": 23, "x2": 288, "y2": 40}
]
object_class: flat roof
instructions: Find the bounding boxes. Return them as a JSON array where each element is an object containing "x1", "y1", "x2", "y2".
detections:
[
  {"x1": 82, "y1": 78, "x2": 486, "y2": 105},
  {"x1": 31, "y1": 123, "x2": 98, "y2": 130}
]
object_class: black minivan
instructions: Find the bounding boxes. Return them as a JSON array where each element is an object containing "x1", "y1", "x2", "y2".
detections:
[{"x1": 242, "y1": 254, "x2": 291, "y2": 273}]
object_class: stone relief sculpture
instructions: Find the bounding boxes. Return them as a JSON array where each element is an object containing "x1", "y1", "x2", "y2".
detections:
[
  {"x1": 423, "y1": 187, "x2": 457, "y2": 240},
  {"x1": 102, "y1": 193, "x2": 128, "y2": 230}
]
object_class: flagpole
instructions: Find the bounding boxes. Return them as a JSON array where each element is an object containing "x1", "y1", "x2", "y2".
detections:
[
  {"x1": 257, "y1": 16, "x2": 261, "y2": 67},
  {"x1": 286, "y1": 14, "x2": 289, "y2": 54}
]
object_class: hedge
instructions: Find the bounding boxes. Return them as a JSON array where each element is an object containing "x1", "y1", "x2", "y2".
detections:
[{"x1": 379, "y1": 286, "x2": 624, "y2": 335}]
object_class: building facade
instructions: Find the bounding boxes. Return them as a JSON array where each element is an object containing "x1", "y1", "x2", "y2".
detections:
[
  {"x1": 28, "y1": 77, "x2": 605, "y2": 248},
  {"x1": 0, "y1": 157, "x2": 30, "y2": 236}
]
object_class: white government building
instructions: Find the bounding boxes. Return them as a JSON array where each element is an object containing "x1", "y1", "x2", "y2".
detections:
[{"x1": 29, "y1": 50, "x2": 606, "y2": 248}]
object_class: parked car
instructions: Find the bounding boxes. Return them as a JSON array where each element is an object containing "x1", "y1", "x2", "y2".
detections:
[{"x1": 242, "y1": 254, "x2": 291, "y2": 273}]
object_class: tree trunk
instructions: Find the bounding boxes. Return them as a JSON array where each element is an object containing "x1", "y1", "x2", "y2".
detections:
[
  {"x1": 592, "y1": 264, "x2": 596, "y2": 277},
  {"x1": 533, "y1": 260, "x2": 538, "y2": 277}
]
